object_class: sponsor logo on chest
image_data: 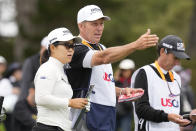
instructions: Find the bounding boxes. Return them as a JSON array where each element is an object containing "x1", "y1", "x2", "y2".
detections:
[{"x1": 103, "y1": 72, "x2": 114, "y2": 82}]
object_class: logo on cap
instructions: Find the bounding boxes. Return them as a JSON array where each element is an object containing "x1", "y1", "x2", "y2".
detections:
[
  {"x1": 177, "y1": 43, "x2": 185, "y2": 51},
  {"x1": 162, "y1": 43, "x2": 173, "y2": 49},
  {"x1": 50, "y1": 37, "x2": 57, "y2": 43},
  {"x1": 90, "y1": 8, "x2": 101, "y2": 15},
  {"x1": 63, "y1": 30, "x2": 71, "y2": 36}
]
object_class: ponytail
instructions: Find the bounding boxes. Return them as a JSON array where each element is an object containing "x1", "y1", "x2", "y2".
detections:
[
  {"x1": 40, "y1": 49, "x2": 50, "y2": 65},
  {"x1": 40, "y1": 43, "x2": 59, "y2": 64}
]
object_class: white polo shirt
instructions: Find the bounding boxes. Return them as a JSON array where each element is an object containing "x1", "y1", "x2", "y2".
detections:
[{"x1": 34, "y1": 57, "x2": 73, "y2": 131}]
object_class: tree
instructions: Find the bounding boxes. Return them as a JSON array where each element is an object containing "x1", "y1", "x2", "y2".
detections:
[
  {"x1": 188, "y1": 0, "x2": 196, "y2": 58},
  {"x1": 15, "y1": 0, "x2": 38, "y2": 61},
  {"x1": 14, "y1": 0, "x2": 122, "y2": 61}
]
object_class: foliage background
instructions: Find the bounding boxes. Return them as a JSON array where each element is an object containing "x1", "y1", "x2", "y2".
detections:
[{"x1": 0, "y1": 0, "x2": 196, "y2": 95}]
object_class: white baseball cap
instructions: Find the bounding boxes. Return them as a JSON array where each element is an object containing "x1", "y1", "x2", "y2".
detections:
[
  {"x1": 77, "y1": 5, "x2": 111, "y2": 23},
  {"x1": 0, "y1": 56, "x2": 6, "y2": 64},
  {"x1": 119, "y1": 59, "x2": 135, "y2": 70},
  {"x1": 41, "y1": 36, "x2": 50, "y2": 49},
  {"x1": 47, "y1": 27, "x2": 82, "y2": 48}
]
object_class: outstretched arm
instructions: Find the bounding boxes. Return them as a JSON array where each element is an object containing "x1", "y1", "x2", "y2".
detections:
[{"x1": 91, "y1": 29, "x2": 159, "y2": 66}]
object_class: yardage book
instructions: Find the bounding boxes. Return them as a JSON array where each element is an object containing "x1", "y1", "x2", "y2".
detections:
[{"x1": 118, "y1": 91, "x2": 144, "y2": 103}]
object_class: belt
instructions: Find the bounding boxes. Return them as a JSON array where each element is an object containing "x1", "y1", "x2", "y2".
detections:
[{"x1": 36, "y1": 122, "x2": 63, "y2": 131}]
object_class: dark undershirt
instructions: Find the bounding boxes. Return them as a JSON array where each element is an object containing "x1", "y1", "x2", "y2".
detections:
[{"x1": 65, "y1": 43, "x2": 103, "y2": 98}]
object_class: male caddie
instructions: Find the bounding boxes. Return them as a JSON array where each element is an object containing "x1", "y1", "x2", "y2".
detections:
[{"x1": 65, "y1": 5, "x2": 158, "y2": 131}]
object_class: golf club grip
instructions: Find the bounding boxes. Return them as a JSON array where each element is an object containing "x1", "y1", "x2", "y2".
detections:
[
  {"x1": 85, "y1": 85, "x2": 94, "y2": 98},
  {"x1": 73, "y1": 85, "x2": 94, "y2": 129}
]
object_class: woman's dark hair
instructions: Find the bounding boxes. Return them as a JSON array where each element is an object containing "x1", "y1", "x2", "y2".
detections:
[
  {"x1": 40, "y1": 42, "x2": 59, "y2": 65},
  {"x1": 40, "y1": 49, "x2": 50, "y2": 65}
]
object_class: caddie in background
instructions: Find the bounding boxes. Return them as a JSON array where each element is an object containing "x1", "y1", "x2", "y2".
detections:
[
  {"x1": 132, "y1": 35, "x2": 191, "y2": 131},
  {"x1": 65, "y1": 4, "x2": 158, "y2": 131}
]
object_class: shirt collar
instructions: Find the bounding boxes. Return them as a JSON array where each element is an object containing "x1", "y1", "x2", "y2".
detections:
[
  {"x1": 160, "y1": 66, "x2": 168, "y2": 74},
  {"x1": 78, "y1": 35, "x2": 97, "y2": 44},
  {"x1": 49, "y1": 57, "x2": 64, "y2": 69},
  {"x1": 152, "y1": 63, "x2": 168, "y2": 74}
]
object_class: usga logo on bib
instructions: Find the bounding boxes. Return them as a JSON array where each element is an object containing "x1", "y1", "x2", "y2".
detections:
[{"x1": 161, "y1": 98, "x2": 179, "y2": 108}]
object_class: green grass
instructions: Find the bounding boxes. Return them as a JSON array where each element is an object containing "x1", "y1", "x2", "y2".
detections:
[{"x1": 0, "y1": 123, "x2": 5, "y2": 131}]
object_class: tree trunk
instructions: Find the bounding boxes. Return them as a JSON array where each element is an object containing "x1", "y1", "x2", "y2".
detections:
[
  {"x1": 188, "y1": 0, "x2": 196, "y2": 58},
  {"x1": 14, "y1": 0, "x2": 38, "y2": 61}
]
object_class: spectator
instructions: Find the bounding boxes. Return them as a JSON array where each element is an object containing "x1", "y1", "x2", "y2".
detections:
[
  {"x1": 0, "y1": 56, "x2": 7, "y2": 80},
  {"x1": 115, "y1": 59, "x2": 135, "y2": 131},
  {"x1": 0, "y1": 56, "x2": 11, "y2": 97},
  {"x1": 12, "y1": 83, "x2": 37, "y2": 131},
  {"x1": 5, "y1": 62, "x2": 22, "y2": 95},
  {"x1": 3, "y1": 62, "x2": 22, "y2": 131},
  {"x1": 0, "y1": 56, "x2": 14, "y2": 131},
  {"x1": 19, "y1": 36, "x2": 49, "y2": 100}
]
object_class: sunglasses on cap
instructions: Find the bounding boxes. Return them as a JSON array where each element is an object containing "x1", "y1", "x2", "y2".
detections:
[{"x1": 54, "y1": 41, "x2": 76, "y2": 49}]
